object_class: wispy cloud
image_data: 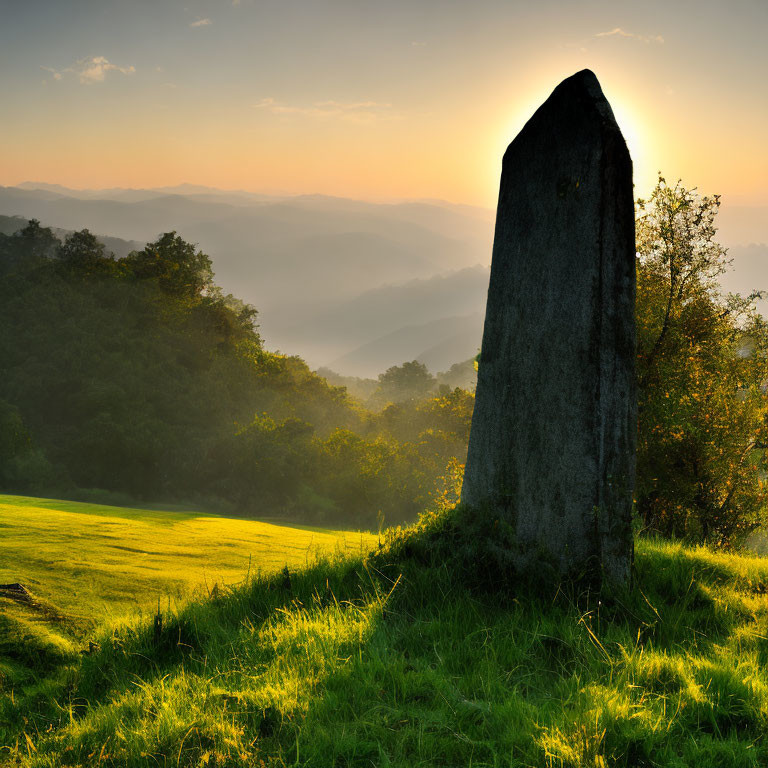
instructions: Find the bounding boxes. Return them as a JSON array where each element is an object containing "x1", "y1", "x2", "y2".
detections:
[
  {"x1": 190, "y1": 18, "x2": 212, "y2": 27},
  {"x1": 595, "y1": 27, "x2": 664, "y2": 44},
  {"x1": 41, "y1": 66, "x2": 62, "y2": 81},
  {"x1": 254, "y1": 97, "x2": 395, "y2": 123},
  {"x1": 77, "y1": 56, "x2": 135, "y2": 83},
  {"x1": 41, "y1": 56, "x2": 136, "y2": 85}
]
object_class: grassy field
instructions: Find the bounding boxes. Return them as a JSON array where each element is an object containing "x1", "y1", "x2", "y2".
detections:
[
  {"x1": 0, "y1": 494, "x2": 375, "y2": 621},
  {"x1": 3, "y1": 498, "x2": 768, "y2": 766},
  {"x1": 0, "y1": 492, "x2": 376, "y2": 760}
]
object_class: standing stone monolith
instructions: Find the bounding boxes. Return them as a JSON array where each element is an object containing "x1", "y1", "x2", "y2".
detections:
[{"x1": 461, "y1": 69, "x2": 636, "y2": 585}]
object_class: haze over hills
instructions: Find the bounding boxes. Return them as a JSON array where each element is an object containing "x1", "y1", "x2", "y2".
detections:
[
  {"x1": 272, "y1": 266, "x2": 490, "y2": 372},
  {"x1": 713, "y1": 205, "x2": 768, "y2": 317},
  {"x1": 330, "y1": 313, "x2": 486, "y2": 378},
  {"x1": 1, "y1": 182, "x2": 765, "y2": 377}
]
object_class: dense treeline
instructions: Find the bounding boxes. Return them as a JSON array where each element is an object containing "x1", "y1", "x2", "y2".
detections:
[
  {"x1": 1, "y1": 175, "x2": 766, "y2": 544},
  {"x1": 318, "y1": 358, "x2": 477, "y2": 405},
  {"x1": 0, "y1": 222, "x2": 471, "y2": 527}
]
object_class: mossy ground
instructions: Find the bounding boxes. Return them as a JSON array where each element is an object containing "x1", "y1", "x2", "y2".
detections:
[{"x1": 3, "y1": 496, "x2": 768, "y2": 766}]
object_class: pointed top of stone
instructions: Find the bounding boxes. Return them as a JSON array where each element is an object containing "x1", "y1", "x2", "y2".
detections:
[
  {"x1": 560, "y1": 67, "x2": 601, "y2": 89},
  {"x1": 507, "y1": 69, "x2": 626, "y2": 165},
  {"x1": 555, "y1": 68, "x2": 618, "y2": 121}
]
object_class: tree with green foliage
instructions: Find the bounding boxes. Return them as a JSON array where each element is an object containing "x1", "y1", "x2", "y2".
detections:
[
  {"x1": 55, "y1": 228, "x2": 115, "y2": 276},
  {"x1": 0, "y1": 219, "x2": 58, "y2": 275},
  {"x1": 122, "y1": 231, "x2": 214, "y2": 299},
  {"x1": 373, "y1": 360, "x2": 436, "y2": 405},
  {"x1": 0, "y1": 401, "x2": 32, "y2": 483},
  {"x1": 0, "y1": 400, "x2": 56, "y2": 491},
  {"x1": 636, "y1": 176, "x2": 768, "y2": 545}
]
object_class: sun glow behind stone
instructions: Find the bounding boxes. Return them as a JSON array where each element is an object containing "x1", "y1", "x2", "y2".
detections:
[
  {"x1": 609, "y1": 95, "x2": 657, "y2": 199},
  {"x1": 492, "y1": 81, "x2": 656, "y2": 205}
]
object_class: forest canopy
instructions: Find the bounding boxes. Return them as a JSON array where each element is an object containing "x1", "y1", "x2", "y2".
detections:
[{"x1": 0, "y1": 223, "x2": 471, "y2": 527}]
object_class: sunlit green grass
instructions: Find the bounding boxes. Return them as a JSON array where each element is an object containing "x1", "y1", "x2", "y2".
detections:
[
  {"x1": 3, "y1": 497, "x2": 768, "y2": 766},
  {"x1": 0, "y1": 492, "x2": 376, "y2": 759},
  {"x1": 0, "y1": 494, "x2": 375, "y2": 621}
]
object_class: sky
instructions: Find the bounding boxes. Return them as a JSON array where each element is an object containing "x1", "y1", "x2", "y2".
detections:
[{"x1": 1, "y1": 0, "x2": 766, "y2": 208}]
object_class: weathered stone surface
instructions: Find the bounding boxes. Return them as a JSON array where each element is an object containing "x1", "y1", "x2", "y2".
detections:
[{"x1": 461, "y1": 69, "x2": 636, "y2": 585}]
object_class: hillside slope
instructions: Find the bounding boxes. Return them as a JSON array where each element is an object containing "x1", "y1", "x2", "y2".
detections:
[
  {"x1": 2, "y1": 503, "x2": 768, "y2": 767},
  {"x1": 0, "y1": 495, "x2": 375, "y2": 621},
  {"x1": 0, "y1": 494, "x2": 377, "y2": 761}
]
